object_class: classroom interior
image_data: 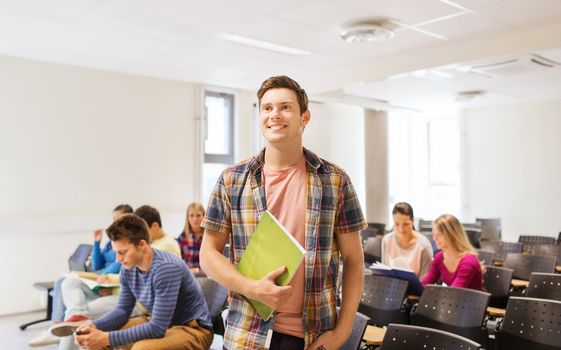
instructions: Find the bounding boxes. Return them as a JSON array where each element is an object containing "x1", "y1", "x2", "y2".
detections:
[{"x1": 1, "y1": 0, "x2": 561, "y2": 349}]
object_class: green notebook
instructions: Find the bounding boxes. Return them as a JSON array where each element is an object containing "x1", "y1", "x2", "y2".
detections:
[{"x1": 236, "y1": 210, "x2": 306, "y2": 320}]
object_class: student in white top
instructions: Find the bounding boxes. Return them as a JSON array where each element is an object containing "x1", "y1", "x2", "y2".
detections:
[{"x1": 382, "y1": 202, "x2": 433, "y2": 278}]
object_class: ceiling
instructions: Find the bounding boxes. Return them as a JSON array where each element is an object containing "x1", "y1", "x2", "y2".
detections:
[{"x1": 1, "y1": 0, "x2": 561, "y2": 112}]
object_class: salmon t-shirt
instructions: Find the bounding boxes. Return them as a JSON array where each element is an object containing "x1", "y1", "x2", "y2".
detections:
[{"x1": 263, "y1": 156, "x2": 306, "y2": 338}]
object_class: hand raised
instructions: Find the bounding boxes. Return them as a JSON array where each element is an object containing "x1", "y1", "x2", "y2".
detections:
[{"x1": 93, "y1": 229, "x2": 103, "y2": 241}]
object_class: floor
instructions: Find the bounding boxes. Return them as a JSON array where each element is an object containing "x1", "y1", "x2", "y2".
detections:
[
  {"x1": 0, "y1": 310, "x2": 224, "y2": 349},
  {"x1": 0, "y1": 310, "x2": 58, "y2": 349}
]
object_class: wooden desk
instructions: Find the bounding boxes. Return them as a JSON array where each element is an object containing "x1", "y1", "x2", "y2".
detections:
[
  {"x1": 487, "y1": 306, "x2": 506, "y2": 317},
  {"x1": 407, "y1": 295, "x2": 420, "y2": 302},
  {"x1": 363, "y1": 325, "x2": 386, "y2": 346},
  {"x1": 511, "y1": 279, "x2": 529, "y2": 288}
]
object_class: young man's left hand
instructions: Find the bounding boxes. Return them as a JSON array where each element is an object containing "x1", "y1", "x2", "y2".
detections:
[
  {"x1": 308, "y1": 330, "x2": 345, "y2": 350},
  {"x1": 75, "y1": 326, "x2": 110, "y2": 350}
]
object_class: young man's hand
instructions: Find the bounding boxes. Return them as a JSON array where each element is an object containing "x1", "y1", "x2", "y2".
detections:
[
  {"x1": 75, "y1": 323, "x2": 109, "y2": 350},
  {"x1": 246, "y1": 266, "x2": 293, "y2": 309},
  {"x1": 308, "y1": 330, "x2": 345, "y2": 350}
]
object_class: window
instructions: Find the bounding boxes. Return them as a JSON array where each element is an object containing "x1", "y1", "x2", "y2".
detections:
[
  {"x1": 202, "y1": 91, "x2": 235, "y2": 206},
  {"x1": 388, "y1": 112, "x2": 460, "y2": 222}
]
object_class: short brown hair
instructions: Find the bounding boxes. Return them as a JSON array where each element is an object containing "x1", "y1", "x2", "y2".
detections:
[
  {"x1": 257, "y1": 75, "x2": 308, "y2": 114},
  {"x1": 106, "y1": 214, "x2": 149, "y2": 246}
]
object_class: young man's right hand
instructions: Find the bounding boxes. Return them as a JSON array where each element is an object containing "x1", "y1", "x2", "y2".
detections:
[
  {"x1": 247, "y1": 266, "x2": 293, "y2": 309},
  {"x1": 93, "y1": 228, "x2": 103, "y2": 242}
]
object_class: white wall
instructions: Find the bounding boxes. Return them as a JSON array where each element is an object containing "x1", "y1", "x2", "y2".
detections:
[
  {"x1": 304, "y1": 102, "x2": 366, "y2": 214},
  {"x1": 462, "y1": 99, "x2": 561, "y2": 241},
  {"x1": 0, "y1": 55, "x2": 200, "y2": 314}
]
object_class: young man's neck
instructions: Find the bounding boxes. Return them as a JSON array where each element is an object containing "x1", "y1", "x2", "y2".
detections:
[
  {"x1": 138, "y1": 246, "x2": 153, "y2": 272},
  {"x1": 264, "y1": 142, "x2": 304, "y2": 170}
]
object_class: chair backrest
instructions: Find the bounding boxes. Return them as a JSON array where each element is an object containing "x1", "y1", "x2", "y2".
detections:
[
  {"x1": 358, "y1": 275, "x2": 408, "y2": 326},
  {"x1": 339, "y1": 311, "x2": 370, "y2": 350},
  {"x1": 503, "y1": 253, "x2": 557, "y2": 280},
  {"x1": 518, "y1": 235, "x2": 557, "y2": 253},
  {"x1": 526, "y1": 272, "x2": 561, "y2": 301},
  {"x1": 497, "y1": 297, "x2": 561, "y2": 349},
  {"x1": 418, "y1": 219, "x2": 433, "y2": 233},
  {"x1": 475, "y1": 217, "x2": 501, "y2": 240},
  {"x1": 196, "y1": 277, "x2": 228, "y2": 334},
  {"x1": 363, "y1": 236, "x2": 383, "y2": 264},
  {"x1": 479, "y1": 241, "x2": 523, "y2": 262},
  {"x1": 367, "y1": 222, "x2": 386, "y2": 235},
  {"x1": 464, "y1": 224, "x2": 482, "y2": 248},
  {"x1": 531, "y1": 244, "x2": 561, "y2": 261},
  {"x1": 360, "y1": 227, "x2": 379, "y2": 244},
  {"x1": 483, "y1": 266, "x2": 514, "y2": 298},
  {"x1": 380, "y1": 324, "x2": 481, "y2": 350},
  {"x1": 68, "y1": 244, "x2": 93, "y2": 272},
  {"x1": 411, "y1": 285, "x2": 490, "y2": 344},
  {"x1": 476, "y1": 249, "x2": 495, "y2": 265}
]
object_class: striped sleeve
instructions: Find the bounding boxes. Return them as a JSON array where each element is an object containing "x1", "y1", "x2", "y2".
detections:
[
  {"x1": 107, "y1": 263, "x2": 183, "y2": 347},
  {"x1": 334, "y1": 170, "x2": 367, "y2": 234},
  {"x1": 94, "y1": 269, "x2": 135, "y2": 331}
]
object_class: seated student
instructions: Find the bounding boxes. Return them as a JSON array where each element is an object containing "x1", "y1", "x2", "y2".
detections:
[
  {"x1": 177, "y1": 202, "x2": 205, "y2": 273},
  {"x1": 29, "y1": 204, "x2": 132, "y2": 348},
  {"x1": 135, "y1": 205, "x2": 181, "y2": 258},
  {"x1": 74, "y1": 214, "x2": 213, "y2": 350},
  {"x1": 421, "y1": 214, "x2": 483, "y2": 290},
  {"x1": 382, "y1": 202, "x2": 433, "y2": 278},
  {"x1": 52, "y1": 205, "x2": 183, "y2": 350}
]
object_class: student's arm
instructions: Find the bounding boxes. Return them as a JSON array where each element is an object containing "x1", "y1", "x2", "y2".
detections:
[
  {"x1": 421, "y1": 253, "x2": 441, "y2": 286},
  {"x1": 309, "y1": 232, "x2": 364, "y2": 350},
  {"x1": 91, "y1": 239, "x2": 104, "y2": 271},
  {"x1": 94, "y1": 272, "x2": 135, "y2": 332},
  {"x1": 200, "y1": 230, "x2": 292, "y2": 309},
  {"x1": 106, "y1": 265, "x2": 183, "y2": 346}
]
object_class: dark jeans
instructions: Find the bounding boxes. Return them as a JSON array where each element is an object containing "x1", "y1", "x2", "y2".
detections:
[{"x1": 269, "y1": 331, "x2": 305, "y2": 350}]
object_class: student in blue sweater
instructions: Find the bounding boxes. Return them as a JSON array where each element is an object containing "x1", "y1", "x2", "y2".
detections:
[{"x1": 73, "y1": 214, "x2": 213, "y2": 350}]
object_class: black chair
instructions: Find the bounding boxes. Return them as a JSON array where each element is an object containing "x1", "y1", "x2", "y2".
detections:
[
  {"x1": 496, "y1": 297, "x2": 561, "y2": 350},
  {"x1": 418, "y1": 219, "x2": 433, "y2": 233},
  {"x1": 19, "y1": 281, "x2": 55, "y2": 330},
  {"x1": 340, "y1": 311, "x2": 370, "y2": 350},
  {"x1": 477, "y1": 249, "x2": 495, "y2": 265},
  {"x1": 379, "y1": 323, "x2": 481, "y2": 350},
  {"x1": 531, "y1": 244, "x2": 561, "y2": 261},
  {"x1": 358, "y1": 275, "x2": 408, "y2": 327},
  {"x1": 483, "y1": 266, "x2": 513, "y2": 308},
  {"x1": 518, "y1": 235, "x2": 557, "y2": 253},
  {"x1": 526, "y1": 272, "x2": 561, "y2": 301},
  {"x1": 68, "y1": 243, "x2": 94, "y2": 271},
  {"x1": 196, "y1": 277, "x2": 228, "y2": 335},
  {"x1": 363, "y1": 236, "x2": 383, "y2": 264},
  {"x1": 464, "y1": 224, "x2": 482, "y2": 249},
  {"x1": 476, "y1": 217, "x2": 501, "y2": 241},
  {"x1": 503, "y1": 253, "x2": 557, "y2": 280},
  {"x1": 367, "y1": 222, "x2": 386, "y2": 235},
  {"x1": 480, "y1": 241, "x2": 523, "y2": 263},
  {"x1": 360, "y1": 227, "x2": 380, "y2": 244},
  {"x1": 410, "y1": 285, "x2": 490, "y2": 345}
]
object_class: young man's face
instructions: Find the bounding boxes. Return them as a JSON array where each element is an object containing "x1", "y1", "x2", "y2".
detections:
[
  {"x1": 112, "y1": 238, "x2": 146, "y2": 270},
  {"x1": 259, "y1": 88, "x2": 310, "y2": 145}
]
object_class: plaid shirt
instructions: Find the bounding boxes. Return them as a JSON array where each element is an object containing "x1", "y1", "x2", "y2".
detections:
[
  {"x1": 177, "y1": 231, "x2": 202, "y2": 269},
  {"x1": 202, "y1": 148, "x2": 366, "y2": 349}
]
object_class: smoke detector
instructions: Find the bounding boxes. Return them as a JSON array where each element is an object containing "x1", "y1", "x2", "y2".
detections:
[{"x1": 340, "y1": 21, "x2": 394, "y2": 43}]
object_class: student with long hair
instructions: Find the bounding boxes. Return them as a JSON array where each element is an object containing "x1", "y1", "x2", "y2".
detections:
[
  {"x1": 421, "y1": 214, "x2": 483, "y2": 290},
  {"x1": 382, "y1": 202, "x2": 433, "y2": 278},
  {"x1": 177, "y1": 202, "x2": 205, "y2": 272}
]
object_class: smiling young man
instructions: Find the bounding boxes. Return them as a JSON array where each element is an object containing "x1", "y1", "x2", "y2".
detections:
[
  {"x1": 73, "y1": 214, "x2": 212, "y2": 350},
  {"x1": 200, "y1": 75, "x2": 367, "y2": 350}
]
